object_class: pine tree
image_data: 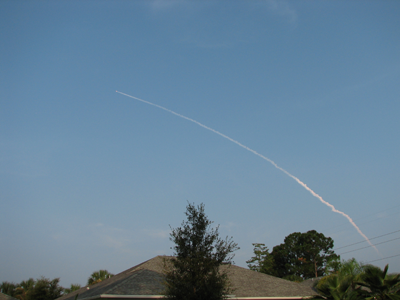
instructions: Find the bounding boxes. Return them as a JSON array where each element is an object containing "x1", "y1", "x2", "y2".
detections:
[{"x1": 163, "y1": 202, "x2": 239, "y2": 300}]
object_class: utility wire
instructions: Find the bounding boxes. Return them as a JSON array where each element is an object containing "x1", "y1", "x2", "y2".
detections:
[
  {"x1": 323, "y1": 204, "x2": 400, "y2": 233},
  {"x1": 338, "y1": 237, "x2": 400, "y2": 255},
  {"x1": 342, "y1": 210, "x2": 399, "y2": 229},
  {"x1": 367, "y1": 254, "x2": 400, "y2": 263},
  {"x1": 335, "y1": 229, "x2": 400, "y2": 250}
]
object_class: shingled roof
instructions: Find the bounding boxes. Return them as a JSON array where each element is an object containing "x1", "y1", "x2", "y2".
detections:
[
  {"x1": 57, "y1": 256, "x2": 318, "y2": 300},
  {"x1": 0, "y1": 293, "x2": 19, "y2": 300}
]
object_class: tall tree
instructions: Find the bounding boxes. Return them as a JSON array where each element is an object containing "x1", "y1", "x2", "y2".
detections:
[
  {"x1": 246, "y1": 243, "x2": 276, "y2": 276},
  {"x1": 87, "y1": 270, "x2": 114, "y2": 285},
  {"x1": 163, "y1": 202, "x2": 239, "y2": 300},
  {"x1": 271, "y1": 230, "x2": 339, "y2": 279}
]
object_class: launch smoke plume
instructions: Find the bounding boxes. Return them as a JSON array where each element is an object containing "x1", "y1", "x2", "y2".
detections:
[{"x1": 116, "y1": 90, "x2": 378, "y2": 253}]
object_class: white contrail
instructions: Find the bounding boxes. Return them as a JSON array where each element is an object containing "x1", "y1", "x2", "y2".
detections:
[{"x1": 116, "y1": 90, "x2": 378, "y2": 253}]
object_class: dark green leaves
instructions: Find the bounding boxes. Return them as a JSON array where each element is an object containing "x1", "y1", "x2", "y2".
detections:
[
  {"x1": 249, "y1": 230, "x2": 339, "y2": 280},
  {"x1": 164, "y1": 202, "x2": 239, "y2": 300}
]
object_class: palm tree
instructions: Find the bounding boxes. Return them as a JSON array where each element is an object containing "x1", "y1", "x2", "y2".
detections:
[
  {"x1": 313, "y1": 258, "x2": 370, "y2": 300},
  {"x1": 316, "y1": 259, "x2": 365, "y2": 293},
  {"x1": 338, "y1": 259, "x2": 365, "y2": 289},
  {"x1": 87, "y1": 270, "x2": 114, "y2": 285},
  {"x1": 356, "y1": 264, "x2": 400, "y2": 300},
  {"x1": 313, "y1": 274, "x2": 364, "y2": 300}
]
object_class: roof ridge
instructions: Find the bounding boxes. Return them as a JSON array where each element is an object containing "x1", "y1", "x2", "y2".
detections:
[
  {"x1": 120, "y1": 257, "x2": 155, "y2": 274},
  {"x1": 56, "y1": 256, "x2": 317, "y2": 299},
  {"x1": 99, "y1": 270, "x2": 145, "y2": 296},
  {"x1": 225, "y1": 264, "x2": 306, "y2": 284},
  {"x1": 84, "y1": 257, "x2": 161, "y2": 294}
]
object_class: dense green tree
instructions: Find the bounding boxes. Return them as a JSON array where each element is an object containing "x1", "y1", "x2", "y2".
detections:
[
  {"x1": 1, "y1": 277, "x2": 63, "y2": 300},
  {"x1": 1, "y1": 281, "x2": 18, "y2": 297},
  {"x1": 246, "y1": 243, "x2": 276, "y2": 276},
  {"x1": 326, "y1": 256, "x2": 342, "y2": 275},
  {"x1": 14, "y1": 278, "x2": 35, "y2": 300},
  {"x1": 63, "y1": 284, "x2": 81, "y2": 295},
  {"x1": 356, "y1": 264, "x2": 400, "y2": 300},
  {"x1": 163, "y1": 202, "x2": 239, "y2": 300},
  {"x1": 271, "y1": 230, "x2": 339, "y2": 279},
  {"x1": 87, "y1": 270, "x2": 114, "y2": 285},
  {"x1": 27, "y1": 277, "x2": 63, "y2": 300}
]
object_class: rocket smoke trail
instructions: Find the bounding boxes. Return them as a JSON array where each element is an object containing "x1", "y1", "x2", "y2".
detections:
[{"x1": 116, "y1": 90, "x2": 378, "y2": 253}]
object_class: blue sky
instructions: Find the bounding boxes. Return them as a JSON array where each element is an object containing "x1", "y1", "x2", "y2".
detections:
[{"x1": 1, "y1": 0, "x2": 399, "y2": 288}]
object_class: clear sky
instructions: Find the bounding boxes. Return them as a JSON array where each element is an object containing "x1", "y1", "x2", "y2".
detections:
[{"x1": 1, "y1": 0, "x2": 399, "y2": 288}]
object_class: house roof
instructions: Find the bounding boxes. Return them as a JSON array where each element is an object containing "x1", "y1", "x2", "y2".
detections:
[
  {"x1": 222, "y1": 264, "x2": 318, "y2": 298},
  {"x1": 300, "y1": 277, "x2": 321, "y2": 292},
  {"x1": 57, "y1": 256, "x2": 318, "y2": 300},
  {"x1": 0, "y1": 292, "x2": 19, "y2": 300}
]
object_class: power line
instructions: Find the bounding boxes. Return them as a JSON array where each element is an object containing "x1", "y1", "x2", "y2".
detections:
[
  {"x1": 342, "y1": 210, "x2": 399, "y2": 230},
  {"x1": 338, "y1": 237, "x2": 400, "y2": 255},
  {"x1": 324, "y1": 204, "x2": 400, "y2": 233},
  {"x1": 335, "y1": 229, "x2": 400, "y2": 250},
  {"x1": 367, "y1": 253, "x2": 400, "y2": 263}
]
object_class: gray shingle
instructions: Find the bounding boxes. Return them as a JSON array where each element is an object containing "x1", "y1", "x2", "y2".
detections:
[
  {"x1": 0, "y1": 293, "x2": 19, "y2": 300},
  {"x1": 57, "y1": 256, "x2": 317, "y2": 300}
]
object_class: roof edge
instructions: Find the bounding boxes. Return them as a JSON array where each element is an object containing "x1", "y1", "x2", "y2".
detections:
[
  {"x1": 80, "y1": 295, "x2": 164, "y2": 300},
  {"x1": 79, "y1": 296, "x2": 311, "y2": 300},
  {"x1": 231, "y1": 297, "x2": 311, "y2": 299},
  {"x1": 101, "y1": 296, "x2": 163, "y2": 299}
]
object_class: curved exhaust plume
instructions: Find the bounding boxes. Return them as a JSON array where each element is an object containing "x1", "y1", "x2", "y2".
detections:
[{"x1": 116, "y1": 90, "x2": 378, "y2": 254}]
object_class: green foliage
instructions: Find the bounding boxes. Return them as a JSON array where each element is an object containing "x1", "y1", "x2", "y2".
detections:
[
  {"x1": 271, "y1": 230, "x2": 339, "y2": 279},
  {"x1": 314, "y1": 260, "x2": 400, "y2": 300},
  {"x1": 356, "y1": 264, "x2": 400, "y2": 300},
  {"x1": 87, "y1": 270, "x2": 114, "y2": 285},
  {"x1": 63, "y1": 284, "x2": 81, "y2": 295},
  {"x1": 317, "y1": 258, "x2": 365, "y2": 291},
  {"x1": 313, "y1": 274, "x2": 363, "y2": 300},
  {"x1": 249, "y1": 230, "x2": 338, "y2": 279},
  {"x1": 163, "y1": 202, "x2": 239, "y2": 300},
  {"x1": 28, "y1": 277, "x2": 63, "y2": 300},
  {"x1": 326, "y1": 256, "x2": 342, "y2": 274},
  {"x1": 1, "y1": 281, "x2": 18, "y2": 297},
  {"x1": 1, "y1": 277, "x2": 62, "y2": 300},
  {"x1": 246, "y1": 243, "x2": 276, "y2": 276},
  {"x1": 338, "y1": 258, "x2": 364, "y2": 276},
  {"x1": 14, "y1": 278, "x2": 35, "y2": 300}
]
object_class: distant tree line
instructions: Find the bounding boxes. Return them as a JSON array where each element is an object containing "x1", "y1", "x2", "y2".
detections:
[
  {"x1": 0, "y1": 270, "x2": 114, "y2": 300},
  {"x1": 0, "y1": 277, "x2": 64, "y2": 300}
]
